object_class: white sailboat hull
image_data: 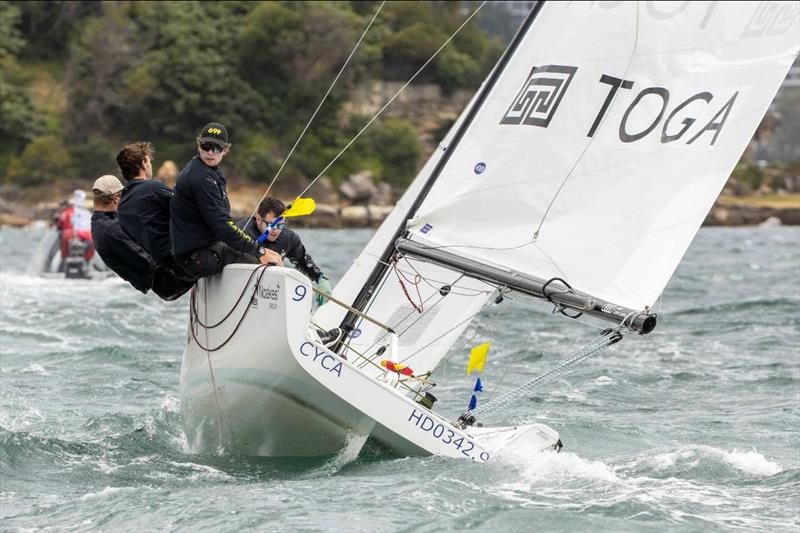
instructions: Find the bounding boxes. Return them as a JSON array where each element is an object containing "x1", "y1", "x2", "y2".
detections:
[{"x1": 180, "y1": 265, "x2": 560, "y2": 460}]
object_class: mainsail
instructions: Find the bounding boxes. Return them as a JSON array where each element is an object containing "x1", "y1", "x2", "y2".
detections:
[{"x1": 315, "y1": 1, "x2": 799, "y2": 375}]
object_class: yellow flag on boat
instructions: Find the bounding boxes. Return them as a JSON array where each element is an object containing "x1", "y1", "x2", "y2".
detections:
[
  {"x1": 282, "y1": 197, "x2": 316, "y2": 217},
  {"x1": 466, "y1": 342, "x2": 490, "y2": 375}
]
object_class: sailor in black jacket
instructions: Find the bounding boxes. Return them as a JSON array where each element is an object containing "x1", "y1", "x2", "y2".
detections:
[
  {"x1": 90, "y1": 175, "x2": 192, "y2": 300},
  {"x1": 169, "y1": 123, "x2": 282, "y2": 280},
  {"x1": 237, "y1": 197, "x2": 332, "y2": 305},
  {"x1": 237, "y1": 199, "x2": 323, "y2": 281},
  {"x1": 116, "y1": 141, "x2": 185, "y2": 277}
]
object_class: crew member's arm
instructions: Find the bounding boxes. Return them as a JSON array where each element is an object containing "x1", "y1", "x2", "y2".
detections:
[
  {"x1": 283, "y1": 230, "x2": 323, "y2": 281},
  {"x1": 192, "y1": 173, "x2": 259, "y2": 256},
  {"x1": 234, "y1": 217, "x2": 260, "y2": 241}
]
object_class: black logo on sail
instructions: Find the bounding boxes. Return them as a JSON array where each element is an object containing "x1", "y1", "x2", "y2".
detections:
[{"x1": 500, "y1": 65, "x2": 578, "y2": 127}]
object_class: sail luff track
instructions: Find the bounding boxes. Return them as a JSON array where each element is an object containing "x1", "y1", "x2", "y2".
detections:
[{"x1": 336, "y1": 2, "x2": 548, "y2": 347}]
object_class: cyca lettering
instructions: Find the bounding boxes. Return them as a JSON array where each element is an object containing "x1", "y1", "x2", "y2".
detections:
[
  {"x1": 299, "y1": 341, "x2": 343, "y2": 378},
  {"x1": 587, "y1": 74, "x2": 738, "y2": 146}
]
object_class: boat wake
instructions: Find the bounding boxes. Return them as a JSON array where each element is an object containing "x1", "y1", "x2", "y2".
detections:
[
  {"x1": 298, "y1": 430, "x2": 371, "y2": 479},
  {"x1": 484, "y1": 444, "x2": 792, "y2": 529}
]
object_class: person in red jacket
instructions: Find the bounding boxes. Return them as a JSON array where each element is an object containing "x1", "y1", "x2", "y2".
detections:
[{"x1": 55, "y1": 190, "x2": 94, "y2": 262}]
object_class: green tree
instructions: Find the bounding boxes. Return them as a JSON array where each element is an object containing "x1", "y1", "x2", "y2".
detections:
[
  {"x1": 0, "y1": 1, "x2": 24, "y2": 58},
  {"x1": 368, "y1": 118, "x2": 420, "y2": 186},
  {"x1": 68, "y1": 135, "x2": 116, "y2": 179},
  {"x1": 64, "y1": 2, "x2": 137, "y2": 142},
  {"x1": 434, "y1": 47, "x2": 480, "y2": 91},
  {"x1": 16, "y1": 1, "x2": 100, "y2": 61},
  {"x1": 5, "y1": 134, "x2": 74, "y2": 185},
  {"x1": 1, "y1": 0, "x2": 503, "y2": 190},
  {"x1": 0, "y1": 1, "x2": 44, "y2": 176}
]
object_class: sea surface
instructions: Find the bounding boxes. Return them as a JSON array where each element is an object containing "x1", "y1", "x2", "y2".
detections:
[{"x1": 1, "y1": 225, "x2": 798, "y2": 532}]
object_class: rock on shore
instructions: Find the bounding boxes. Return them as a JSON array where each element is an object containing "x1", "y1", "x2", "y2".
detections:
[
  {"x1": 704, "y1": 204, "x2": 800, "y2": 226},
  {"x1": 1, "y1": 173, "x2": 798, "y2": 229}
]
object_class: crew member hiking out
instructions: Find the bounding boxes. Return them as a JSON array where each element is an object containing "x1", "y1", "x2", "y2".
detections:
[
  {"x1": 237, "y1": 197, "x2": 332, "y2": 305},
  {"x1": 170, "y1": 122, "x2": 282, "y2": 280},
  {"x1": 90, "y1": 175, "x2": 193, "y2": 301},
  {"x1": 117, "y1": 141, "x2": 191, "y2": 288}
]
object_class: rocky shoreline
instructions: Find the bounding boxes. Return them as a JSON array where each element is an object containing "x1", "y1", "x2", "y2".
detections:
[
  {"x1": 704, "y1": 203, "x2": 800, "y2": 226},
  {"x1": 2, "y1": 196, "x2": 798, "y2": 229},
  {"x1": 0, "y1": 168, "x2": 798, "y2": 229}
]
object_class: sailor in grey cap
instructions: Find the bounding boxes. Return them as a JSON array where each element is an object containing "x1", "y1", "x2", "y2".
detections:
[{"x1": 91, "y1": 175, "x2": 192, "y2": 300}]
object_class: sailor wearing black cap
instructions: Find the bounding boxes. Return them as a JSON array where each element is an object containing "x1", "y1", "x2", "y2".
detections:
[{"x1": 170, "y1": 122, "x2": 283, "y2": 279}]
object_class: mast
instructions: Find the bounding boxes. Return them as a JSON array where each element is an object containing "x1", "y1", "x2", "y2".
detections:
[{"x1": 337, "y1": 2, "x2": 547, "y2": 346}]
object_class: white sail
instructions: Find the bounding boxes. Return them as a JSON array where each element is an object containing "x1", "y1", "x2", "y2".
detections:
[
  {"x1": 403, "y1": 1, "x2": 799, "y2": 310},
  {"x1": 317, "y1": 1, "x2": 798, "y2": 371},
  {"x1": 313, "y1": 92, "x2": 499, "y2": 374}
]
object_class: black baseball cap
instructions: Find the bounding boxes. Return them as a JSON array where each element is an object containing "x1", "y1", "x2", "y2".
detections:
[{"x1": 197, "y1": 122, "x2": 229, "y2": 147}]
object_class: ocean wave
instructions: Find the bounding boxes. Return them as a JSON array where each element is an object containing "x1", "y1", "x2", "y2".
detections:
[
  {"x1": 617, "y1": 444, "x2": 782, "y2": 478},
  {"x1": 0, "y1": 426, "x2": 96, "y2": 466},
  {"x1": 482, "y1": 445, "x2": 793, "y2": 529},
  {"x1": 670, "y1": 298, "x2": 799, "y2": 317}
]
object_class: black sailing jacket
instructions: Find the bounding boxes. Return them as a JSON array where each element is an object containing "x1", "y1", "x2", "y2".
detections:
[
  {"x1": 118, "y1": 179, "x2": 174, "y2": 268},
  {"x1": 237, "y1": 217, "x2": 323, "y2": 281},
  {"x1": 169, "y1": 156, "x2": 258, "y2": 258},
  {"x1": 91, "y1": 211, "x2": 155, "y2": 293}
]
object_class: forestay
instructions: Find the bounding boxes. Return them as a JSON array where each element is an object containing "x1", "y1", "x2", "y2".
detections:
[
  {"x1": 313, "y1": 92, "x2": 499, "y2": 375},
  {"x1": 406, "y1": 1, "x2": 799, "y2": 311}
]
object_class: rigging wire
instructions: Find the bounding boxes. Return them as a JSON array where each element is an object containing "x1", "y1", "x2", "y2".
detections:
[
  {"x1": 244, "y1": 1, "x2": 386, "y2": 227},
  {"x1": 364, "y1": 252, "x2": 492, "y2": 296},
  {"x1": 399, "y1": 256, "x2": 493, "y2": 297},
  {"x1": 467, "y1": 327, "x2": 626, "y2": 421},
  {"x1": 190, "y1": 266, "x2": 270, "y2": 352},
  {"x1": 432, "y1": 286, "x2": 511, "y2": 379},
  {"x1": 355, "y1": 280, "x2": 451, "y2": 370},
  {"x1": 294, "y1": 1, "x2": 488, "y2": 200}
]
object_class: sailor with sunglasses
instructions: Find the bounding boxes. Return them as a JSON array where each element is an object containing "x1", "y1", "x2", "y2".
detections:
[
  {"x1": 169, "y1": 122, "x2": 283, "y2": 280},
  {"x1": 237, "y1": 197, "x2": 332, "y2": 305}
]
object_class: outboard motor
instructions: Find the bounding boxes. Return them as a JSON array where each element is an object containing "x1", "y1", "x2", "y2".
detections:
[{"x1": 63, "y1": 238, "x2": 90, "y2": 279}]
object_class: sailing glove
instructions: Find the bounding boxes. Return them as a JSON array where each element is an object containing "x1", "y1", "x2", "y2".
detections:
[{"x1": 315, "y1": 275, "x2": 332, "y2": 306}]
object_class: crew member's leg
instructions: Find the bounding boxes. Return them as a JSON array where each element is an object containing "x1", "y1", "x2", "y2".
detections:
[
  {"x1": 177, "y1": 241, "x2": 258, "y2": 281},
  {"x1": 151, "y1": 267, "x2": 195, "y2": 301}
]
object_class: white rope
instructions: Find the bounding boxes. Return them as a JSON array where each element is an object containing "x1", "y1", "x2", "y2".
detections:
[
  {"x1": 245, "y1": 1, "x2": 386, "y2": 226},
  {"x1": 294, "y1": 1, "x2": 488, "y2": 200},
  {"x1": 202, "y1": 281, "x2": 224, "y2": 453}
]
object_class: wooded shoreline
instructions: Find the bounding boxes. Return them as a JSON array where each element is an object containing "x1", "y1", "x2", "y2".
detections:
[{"x1": 1, "y1": 190, "x2": 798, "y2": 229}]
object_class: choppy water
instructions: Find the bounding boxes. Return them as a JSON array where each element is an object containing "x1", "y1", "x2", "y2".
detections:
[{"x1": 1, "y1": 226, "x2": 798, "y2": 532}]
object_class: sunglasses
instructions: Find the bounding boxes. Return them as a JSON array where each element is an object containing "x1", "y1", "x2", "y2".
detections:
[
  {"x1": 268, "y1": 216, "x2": 286, "y2": 231},
  {"x1": 199, "y1": 142, "x2": 224, "y2": 153},
  {"x1": 258, "y1": 215, "x2": 286, "y2": 231}
]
